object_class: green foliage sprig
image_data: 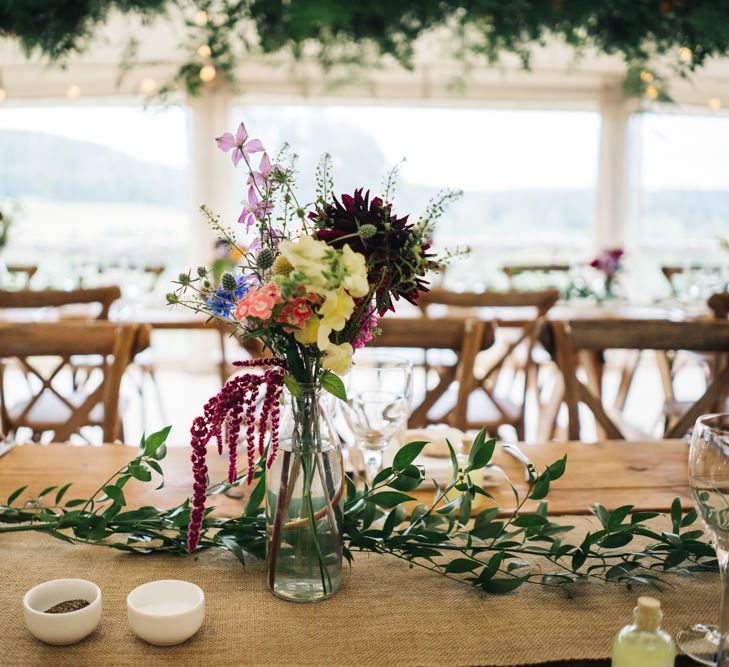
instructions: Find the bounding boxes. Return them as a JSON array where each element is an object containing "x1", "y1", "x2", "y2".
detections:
[
  {"x1": 0, "y1": 427, "x2": 717, "y2": 593},
  {"x1": 2, "y1": 2, "x2": 729, "y2": 99}
]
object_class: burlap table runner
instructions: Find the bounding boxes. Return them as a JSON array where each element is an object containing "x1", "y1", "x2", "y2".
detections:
[{"x1": 1, "y1": 518, "x2": 718, "y2": 667}]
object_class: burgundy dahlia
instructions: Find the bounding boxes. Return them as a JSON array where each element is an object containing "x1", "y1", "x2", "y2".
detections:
[{"x1": 311, "y1": 188, "x2": 436, "y2": 314}]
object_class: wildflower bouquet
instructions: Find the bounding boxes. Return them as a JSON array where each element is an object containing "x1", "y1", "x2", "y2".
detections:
[
  {"x1": 169, "y1": 121, "x2": 460, "y2": 601},
  {"x1": 589, "y1": 247, "x2": 624, "y2": 300}
]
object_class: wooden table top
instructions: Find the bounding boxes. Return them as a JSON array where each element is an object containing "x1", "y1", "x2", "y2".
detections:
[{"x1": 0, "y1": 439, "x2": 690, "y2": 516}]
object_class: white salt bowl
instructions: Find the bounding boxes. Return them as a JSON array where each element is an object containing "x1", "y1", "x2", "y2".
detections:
[
  {"x1": 23, "y1": 578, "x2": 102, "y2": 645},
  {"x1": 127, "y1": 580, "x2": 205, "y2": 646}
]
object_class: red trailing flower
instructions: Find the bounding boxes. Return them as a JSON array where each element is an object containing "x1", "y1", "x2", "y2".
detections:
[{"x1": 187, "y1": 358, "x2": 286, "y2": 553}]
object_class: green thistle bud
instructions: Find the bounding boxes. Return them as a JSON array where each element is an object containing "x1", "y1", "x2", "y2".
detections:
[
  {"x1": 221, "y1": 272, "x2": 237, "y2": 292},
  {"x1": 256, "y1": 248, "x2": 276, "y2": 270},
  {"x1": 197, "y1": 266, "x2": 207, "y2": 278},
  {"x1": 177, "y1": 272, "x2": 191, "y2": 285},
  {"x1": 166, "y1": 292, "x2": 179, "y2": 304},
  {"x1": 296, "y1": 208, "x2": 306, "y2": 219},
  {"x1": 358, "y1": 224, "x2": 377, "y2": 240}
]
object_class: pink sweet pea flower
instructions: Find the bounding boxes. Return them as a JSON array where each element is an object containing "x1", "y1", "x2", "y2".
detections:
[{"x1": 215, "y1": 123, "x2": 264, "y2": 167}]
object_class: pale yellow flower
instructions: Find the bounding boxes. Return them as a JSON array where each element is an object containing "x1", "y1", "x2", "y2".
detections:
[
  {"x1": 341, "y1": 244, "x2": 369, "y2": 298},
  {"x1": 322, "y1": 342, "x2": 354, "y2": 375},
  {"x1": 316, "y1": 287, "x2": 355, "y2": 350},
  {"x1": 293, "y1": 315, "x2": 320, "y2": 345},
  {"x1": 278, "y1": 236, "x2": 329, "y2": 290}
]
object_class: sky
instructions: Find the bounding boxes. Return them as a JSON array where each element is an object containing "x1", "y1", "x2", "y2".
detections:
[{"x1": 0, "y1": 104, "x2": 727, "y2": 191}]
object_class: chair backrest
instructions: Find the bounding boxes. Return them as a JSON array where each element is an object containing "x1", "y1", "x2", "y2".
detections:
[
  {"x1": 502, "y1": 264, "x2": 571, "y2": 280},
  {"x1": 553, "y1": 318, "x2": 729, "y2": 440},
  {"x1": 6, "y1": 265, "x2": 38, "y2": 287},
  {"x1": 0, "y1": 321, "x2": 150, "y2": 442},
  {"x1": 709, "y1": 293, "x2": 729, "y2": 320},
  {"x1": 370, "y1": 317, "x2": 494, "y2": 429},
  {"x1": 416, "y1": 288, "x2": 559, "y2": 435},
  {"x1": 0, "y1": 286, "x2": 121, "y2": 319},
  {"x1": 143, "y1": 265, "x2": 165, "y2": 290}
]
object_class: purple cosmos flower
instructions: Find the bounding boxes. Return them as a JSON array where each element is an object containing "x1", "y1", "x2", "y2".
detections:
[{"x1": 215, "y1": 123, "x2": 264, "y2": 167}]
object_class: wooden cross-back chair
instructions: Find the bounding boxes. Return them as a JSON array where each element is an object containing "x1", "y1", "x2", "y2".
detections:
[
  {"x1": 0, "y1": 322, "x2": 150, "y2": 443},
  {"x1": 709, "y1": 293, "x2": 729, "y2": 320},
  {"x1": 369, "y1": 317, "x2": 495, "y2": 430},
  {"x1": 553, "y1": 319, "x2": 729, "y2": 441},
  {"x1": 417, "y1": 288, "x2": 560, "y2": 438},
  {"x1": 5, "y1": 264, "x2": 38, "y2": 288},
  {"x1": 0, "y1": 285, "x2": 122, "y2": 319}
]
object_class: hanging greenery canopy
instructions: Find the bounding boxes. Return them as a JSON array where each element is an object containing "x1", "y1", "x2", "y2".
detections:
[{"x1": 2, "y1": 0, "x2": 729, "y2": 97}]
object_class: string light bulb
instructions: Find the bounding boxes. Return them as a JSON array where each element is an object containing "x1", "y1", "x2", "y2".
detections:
[
  {"x1": 194, "y1": 10, "x2": 208, "y2": 26},
  {"x1": 197, "y1": 44, "x2": 212, "y2": 58},
  {"x1": 645, "y1": 85, "x2": 658, "y2": 100},
  {"x1": 66, "y1": 84, "x2": 81, "y2": 99},
  {"x1": 0, "y1": 88, "x2": 6, "y2": 103},
  {"x1": 199, "y1": 65, "x2": 216, "y2": 82},
  {"x1": 678, "y1": 47, "x2": 692, "y2": 63},
  {"x1": 639, "y1": 70, "x2": 654, "y2": 83},
  {"x1": 139, "y1": 78, "x2": 157, "y2": 95},
  {"x1": 708, "y1": 97, "x2": 722, "y2": 111}
]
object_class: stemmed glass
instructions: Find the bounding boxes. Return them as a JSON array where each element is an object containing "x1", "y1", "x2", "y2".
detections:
[
  {"x1": 340, "y1": 352, "x2": 413, "y2": 484},
  {"x1": 678, "y1": 414, "x2": 729, "y2": 665}
]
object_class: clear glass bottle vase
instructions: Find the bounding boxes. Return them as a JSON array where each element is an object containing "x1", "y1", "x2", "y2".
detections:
[{"x1": 265, "y1": 384, "x2": 344, "y2": 602}]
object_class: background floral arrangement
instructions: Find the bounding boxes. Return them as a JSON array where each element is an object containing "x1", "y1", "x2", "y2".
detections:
[
  {"x1": 589, "y1": 247, "x2": 625, "y2": 300},
  {"x1": 169, "y1": 121, "x2": 462, "y2": 552}
]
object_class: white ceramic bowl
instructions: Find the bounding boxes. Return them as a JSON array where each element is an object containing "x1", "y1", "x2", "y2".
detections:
[
  {"x1": 127, "y1": 580, "x2": 205, "y2": 646},
  {"x1": 23, "y1": 578, "x2": 102, "y2": 645}
]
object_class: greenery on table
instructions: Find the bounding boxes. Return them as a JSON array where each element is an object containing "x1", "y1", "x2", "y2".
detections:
[
  {"x1": 0, "y1": 427, "x2": 717, "y2": 594},
  {"x1": 2, "y1": 1, "x2": 729, "y2": 99}
]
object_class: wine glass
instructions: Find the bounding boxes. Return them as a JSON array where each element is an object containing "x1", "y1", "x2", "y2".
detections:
[
  {"x1": 678, "y1": 413, "x2": 729, "y2": 665},
  {"x1": 340, "y1": 352, "x2": 413, "y2": 484}
]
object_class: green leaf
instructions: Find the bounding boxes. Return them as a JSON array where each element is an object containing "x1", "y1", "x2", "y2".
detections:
[
  {"x1": 592, "y1": 503, "x2": 611, "y2": 529},
  {"x1": 512, "y1": 514, "x2": 548, "y2": 528},
  {"x1": 671, "y1": 498, "x2": 683, "y2": 533},
  {"x1": 102, "y1": 485, "x2": 125, "y2": 505},
  {"x1": 372, "y1": 467, "x2": 394, "y2": 486},
  {"x1": 467, "y1": 432, "x2": 496, "y2": 471},
  {"x1": 147, "y1": 460, "x2": 164, "y2": 476},
  {"x1": 447, "y1": 440, "x2": 459, "y2": 486},
  {"x1": 546, "y1": 455, "x2": 567, "y2": 481},
  {"x1": 600, "y1": 532, "x2": 633, "y2": 548},
  {"x1": 681, "y1": 509, "x2": 698, "y2": 527},
  {"x1": 608, "y1": 505, "x2": 633, "y2": 530},
  {"x1": 143, "y1": 425, "x2": 171, "y2": 457},
  {"x1": 55, "y1": 483, "x2": 73, "y2": 505},
  {"x1": 244, "y1": 477, "x2": 266, "y2": 516},
  {"x1": 392, "y1": 441, "x2": 428, "y2": 471},
  {"x1": 445, "y1": 558, "x2": 481, "y2": 573},
  {"x1": 64, "y1": 498, "x2": 86, "y2": 508},
  {"x1": 458, "y1": 492, "x2": 473, "y2": 524},
  {"x1": 320, "y1": 371, "x2": 347, "y2": 402},
  {"x1": 529, "y1": 473, "x2": 550, "y2": 500},
  {"x1": 388, "y1": 465, "x2": 423, "y2": 492},
  {"x1": 129, "y1": 464, "x2": 152, "y2": 482},
  {"x1": 368, "y1": 491, "x2": 415, "y2": 509},
  {"x1": 7, "y1": 485, "x2": 27, "y2": 505},
  {"x1": 38, "y1": 485, "x2": 57, "y2": 498},
  {"x1": 283, "y1": 374, "x2": 302, "y2": 398},
  {"x1": 631, "y1": 511, "x2": 660, "y2": 524},
  {"x1": 571, "y1": 547, "x2": 587, "y2": 571},
  {"x1": 480, "y1": 577, "x2": 525, "y2": 594},
  {"x1": 151, "y1": 443, "x2": 167, "y2": 461}
]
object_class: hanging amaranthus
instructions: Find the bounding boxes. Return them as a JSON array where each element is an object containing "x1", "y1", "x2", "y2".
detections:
[{"x1": 188, "y1": 358, "x2": 286, "y2": 552}]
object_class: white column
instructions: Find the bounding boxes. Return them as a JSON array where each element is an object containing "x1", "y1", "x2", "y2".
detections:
[
  {"x1": 594, "y1": 86, "x2": 632, "y2": 250},
  {"x1": 186, "y1": 85, "x2": 234, "y2": 269}
]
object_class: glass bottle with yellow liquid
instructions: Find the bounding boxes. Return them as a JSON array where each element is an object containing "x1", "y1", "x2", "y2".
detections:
[{"x1": 612, "y1": 597, "x2": 676, "y2": 667}]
